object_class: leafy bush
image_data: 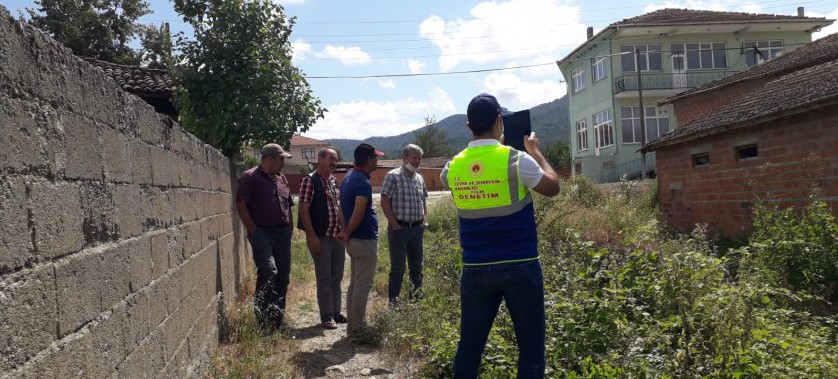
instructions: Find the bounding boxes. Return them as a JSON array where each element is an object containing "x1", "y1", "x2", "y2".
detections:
[
  {"x1": 747, "y1": 196, "x2": 838, "y2": 303},
  {"x1": 376, "y1": 183, "x2": 838, "y2": 378}
]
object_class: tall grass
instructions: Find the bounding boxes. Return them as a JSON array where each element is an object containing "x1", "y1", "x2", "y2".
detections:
[{"x1": 373, "y1": 177, "x2": 838, "y2": 378}]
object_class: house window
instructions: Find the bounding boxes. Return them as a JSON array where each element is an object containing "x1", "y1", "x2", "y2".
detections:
[
  {"x1": 572, "y1": 66, "x2": 586, "y2": 92},
  {"x1": 301, "y1": 147, "x2": 316, "y2": 160},
  {"x1": 620, "y1": 106, "x2": 670, "y2": 144},
  {"x1": 593, "y1": 109, "x2": 614, "y2": 149},
  {"x1": 736, "y1": 144, "x2": 758, "y2": 160},
  {"x1": 744, "y1": 40, "x2": 783, "y2": 67},
  {"x1": 620, "y1": 44, "x2": 662, "y2": 72},
  {"x1": 592, "y1": 53, "x2": 607, "y2": 82},
  {"x1": 672, "y1": 43, "x2": 727, "y2": 69},
  {"x1": 576, "y1": 119, "x2": 588, "y2": 152},
  {"x1": 692, "y1": 153, "x2": 710, "y2": 167}
]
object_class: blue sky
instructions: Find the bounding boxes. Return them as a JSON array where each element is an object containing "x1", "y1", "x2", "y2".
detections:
[{"x1": 4, "y1": 0, "x2": 838, "y2": 140}]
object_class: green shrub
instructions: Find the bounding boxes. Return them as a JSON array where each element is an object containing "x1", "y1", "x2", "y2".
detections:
[{"x1": 748, "y1": 196, "x2": 838, "y2": 303}]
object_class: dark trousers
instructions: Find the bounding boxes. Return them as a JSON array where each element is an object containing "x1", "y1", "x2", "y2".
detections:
[
  {"x1": 248, "y1": 225, "x2": 292, "y2": 329},
  {"x1": 453, "y1": 259, "x2": 545, "y2": 379},
  {"x1": 387, "y1": 225, "x2": 424, "y2": 303}
]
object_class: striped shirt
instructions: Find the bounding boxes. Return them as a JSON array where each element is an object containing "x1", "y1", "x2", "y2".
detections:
[
  {"x1": 381, "y1": 166, "x2": 428, "y2": 223},
  {"x1": 299, "y1": 172, "x2": 342, "y2": 238}
]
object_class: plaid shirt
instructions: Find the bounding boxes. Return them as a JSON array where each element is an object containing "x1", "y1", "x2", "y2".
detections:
[
  {"x1": 299, "y1": 172, "x2": 342, "y2": 238},
  {"x1": 381, "y1": 166, "x2": 428, "y2": 223}
]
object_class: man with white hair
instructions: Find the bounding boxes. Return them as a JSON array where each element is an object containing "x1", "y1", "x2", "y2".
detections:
[{"x1": 381, "y1": 144, "x2": 429, "y2": 305}]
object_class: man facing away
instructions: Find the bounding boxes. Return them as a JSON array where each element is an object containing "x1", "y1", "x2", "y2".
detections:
[
  {"x1": 380, "y1": 144, "x2": 428, "y2": 306},
  {"x1": 298, "y1": 147, "x2": 348, "y2": 329},
  {"x1": 339, "y1": 143, "x2": 385, "y2": 339},
  {"x1": 236, "y1": 143, "x2": 296, "y2": 331},
  {"x1": 441, "y1": 93, "x2": 560, "y2": 378}
]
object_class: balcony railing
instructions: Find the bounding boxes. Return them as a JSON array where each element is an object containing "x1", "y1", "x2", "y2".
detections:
[
  {"x1": 597, "y1": 151, "x2": 657, "y2": 183},
  {"x1": 614, "y1": 71, "x2": 737, "y2": 94}
]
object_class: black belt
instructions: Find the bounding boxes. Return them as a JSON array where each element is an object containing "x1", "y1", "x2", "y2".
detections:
[{"x1": 397, "y1": 219, "x2": 424, "y2": 228}]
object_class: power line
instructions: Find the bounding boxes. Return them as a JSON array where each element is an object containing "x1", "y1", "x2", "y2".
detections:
[{"x1": 306, "y1": 62, "x2": 558, "y2": 79}]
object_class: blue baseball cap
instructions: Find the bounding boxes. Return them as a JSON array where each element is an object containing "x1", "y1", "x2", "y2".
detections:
[{"x1": 467, "y1": 93, "x2": 509, "y2": 129}]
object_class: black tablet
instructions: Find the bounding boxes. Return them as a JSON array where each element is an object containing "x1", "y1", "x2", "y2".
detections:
[{"x1": 502, "y1": 109, "x2": 531, "y2": 152}]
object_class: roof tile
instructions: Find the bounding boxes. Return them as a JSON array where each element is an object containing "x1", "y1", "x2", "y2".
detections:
[
  {"x1": 648, "y1": 55, "x2": 838, "y2": 149},
  {"x1": 614, "y1": 8, "x2": 825, "y2": 26},
  {"x1": 84, "y1": 58, "x2": 175, "y2": 98},
  {"x1": 662, "y1": 33, "x2": 838, "y2": 103}
]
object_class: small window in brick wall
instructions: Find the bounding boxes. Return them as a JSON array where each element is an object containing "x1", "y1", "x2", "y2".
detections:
[
  {"x1": 736, "y1": 144, "x2": 759, "y2": 160},
  {"x1": 692, "y1": 153, "x2": 710, "y2": 167}
]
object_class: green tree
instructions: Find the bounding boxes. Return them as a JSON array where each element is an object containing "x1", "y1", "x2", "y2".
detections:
[
  {"x1": 140, "y1": 22, "x2": 174, "y2": 70},
  {"x1": 412, "y1": 115, "x2": 451, "y2": 158},
  {"x1": 173, "y1": 0, "x2": 325, "y2": 158},
  {"x1": 27, "y1": 0, "x2": 151, "y2": 65},
  {"x1": 541, "y1": 141, "x2": 571, "y2": 170}
]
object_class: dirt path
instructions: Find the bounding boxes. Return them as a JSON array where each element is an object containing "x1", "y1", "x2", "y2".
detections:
[
  {"x1": 256, "y1": 192, "x2": 452, "y2": 378},
  {"x1": 284, "y1": 289, "x2": 400, "y2": 379}
]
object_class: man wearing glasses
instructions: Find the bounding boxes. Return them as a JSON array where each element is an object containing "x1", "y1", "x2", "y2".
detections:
[{"x1": 236, "y1": 143, "x2": 295, "y2": 332}]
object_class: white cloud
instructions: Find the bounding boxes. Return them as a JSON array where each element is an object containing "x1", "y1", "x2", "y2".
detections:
[
  {"x1": 306, "y1": 88, "x2": 457, "y2": 140},
  {"x1": 480, "y1": 72, "x2": 565, "y2": 111},
  {"x1": 291, "y1": 40, "x2": 311, "y2": 62},
  {"x1": 419, "y1": 0, "x2": 586, "y2": 70},
  {"x1": 378, "y1": 79, "x2": 396, "y2": 89},
  {"x1": 407, "y1": 59, "x2": 426, "y2": 74},
  {"x1": 812, "y1": 7, "x2": 838, "y2": 40},
  {"x1": 273, "y1": 0, "x2": 305, "y2": 4},
  {"x1": 319, "y1": 45, "x2": 372, "y2": 66}
]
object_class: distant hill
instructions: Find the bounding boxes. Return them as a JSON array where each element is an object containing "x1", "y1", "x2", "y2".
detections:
[{"x1": 328, "y1": 95, "x2": 569, "y2": 158}]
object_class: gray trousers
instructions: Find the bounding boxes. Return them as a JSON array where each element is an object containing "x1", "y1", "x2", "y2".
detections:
[
  {"x1": 345, "y1": 238, "x2": 378, "y2": 335},
  {"x1": 309, "y1": 236, "x2": 346, "y2": 319}
]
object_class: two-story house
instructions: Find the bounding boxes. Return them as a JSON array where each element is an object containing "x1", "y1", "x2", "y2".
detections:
[
  {"x1": 282, "y1": 134, "x2": 331, "y2": 174},
  {"x1": 556, "y1": 8, "x2": 833, "y2": 182}
]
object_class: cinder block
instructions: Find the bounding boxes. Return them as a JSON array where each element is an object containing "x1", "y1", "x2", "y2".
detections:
[
  {"x1": 146, "y1": 279, "x2": 168, "y2": 329},
  {"x1": 101, "y1": 127, "x2": 132, "y2": 183},
  {"x1": 149, "y1": 231, "x2": 169, "y2": 280},
  {"x1": 46, "y1": 328, "x2": 94, "y2": 378},
  {"x1": 166, "y1": 226, "x2": 187, "y2": 270},
  {"x1": 63, "y1": 113, "x2": 104, "y2": 181},
  {"x1": 87, "y1": 310, "x2": 128, "y2": 378},
  {"x1": 0, "y1": 98, "x2": 43, "y2": 174},
  {"x1": 123, "y1": 290, "x2": 150, "y2": 355},
  {"x1": 126, "y1": 236, "x2": 153, "y2": 293},
  {"x1": 112, "y1": 185, "x2": 145, "y2": 239},
  {"x1": 130, "y1": 141, "x2": 153, "y2": 185},
  {"x1": 79, "y1": 181, "x2": 118, "y2": 246},
  {"x1": 0, "y1": 176, "x2": 33, "y2": 272},
  {"x1": 28, "y1": 180, "x2": 84, "y2": 259},
  {"x1": 137, "y1": 110, "x2": 163, "y2": 146},
  {"x1": 0, "y1": 266, "x2": 57, "y2": 373},
  {"x1": 99, "y1": 243, "x2": 130, "y2": 312},
  {"x1": 55, "y1": 252, "x2": 101, "y2": 337},
  {"x1": 148, "y1": 187, "x2": 173, "y2": 228},
  {"x1": 116, "y1": 331, "x2": 161, "y2": 378}
]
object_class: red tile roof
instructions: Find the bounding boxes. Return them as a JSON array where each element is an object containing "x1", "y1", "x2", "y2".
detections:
[
  {"x1": 661, "y1": 33, "x2": 838, "y2": 104},
  {"x1": 84, "y1": 58, "x2": 174, "y2": 98},
  {"x1": 291, "y1": 135, "x2": 328, "y2": 146},
  {"x1": 646, "y1": 55, "x2": 838, "y2": 150},
  {"x1": 614, "y1": 8, "x2": 826, "y2": 26}
]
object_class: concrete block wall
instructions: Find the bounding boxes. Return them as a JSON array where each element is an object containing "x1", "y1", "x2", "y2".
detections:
[
  {"x1": 655, "y1": 106, "x2": 838, "y2": 237},
  {"x1": 0, "y1": 7, "x2": 248, "y2": 377}
]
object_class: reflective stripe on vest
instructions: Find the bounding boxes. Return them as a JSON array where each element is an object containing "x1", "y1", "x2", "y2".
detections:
[{"x1": 441, "y1": 144, "x2": 532, "y2": 219}]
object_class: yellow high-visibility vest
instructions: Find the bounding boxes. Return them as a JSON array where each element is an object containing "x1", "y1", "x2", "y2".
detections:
[{"x1": 443, "y1": 144, "x2": 532, "y2": 219}]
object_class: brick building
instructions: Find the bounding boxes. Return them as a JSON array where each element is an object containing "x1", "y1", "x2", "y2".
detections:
[{"x1": 645, "y1": 34, "x2": 838, "y2": 237}]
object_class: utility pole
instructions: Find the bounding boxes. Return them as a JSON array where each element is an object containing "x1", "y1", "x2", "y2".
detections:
[{"x1": 636, "y1": 48, "x2": 647, "y2": 180}]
